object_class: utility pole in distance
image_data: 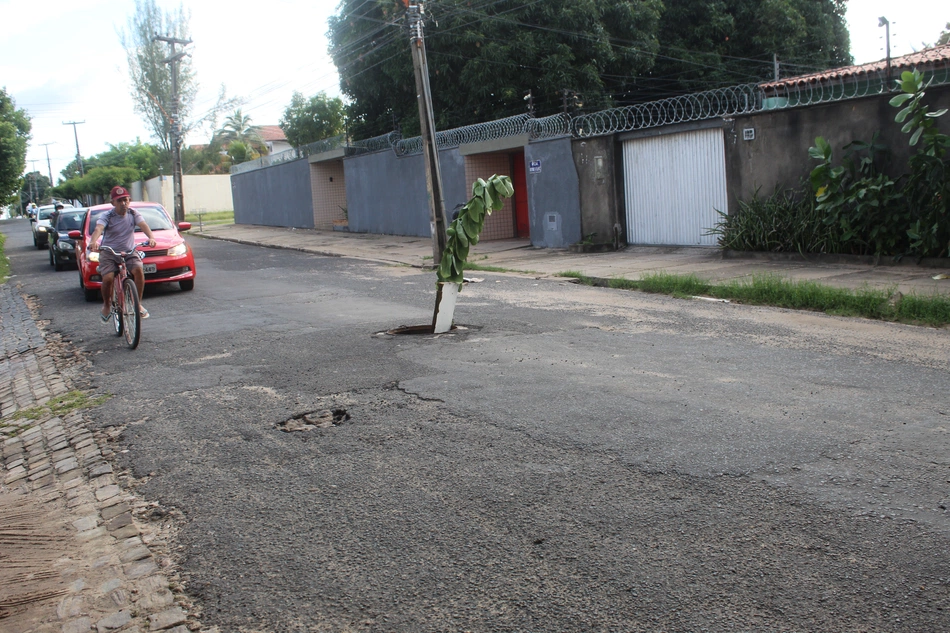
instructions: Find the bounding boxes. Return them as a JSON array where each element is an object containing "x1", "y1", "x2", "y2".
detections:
[
  {"x1": 63, "y1": 121, "x2": 85, "y2": 176},
  {"x1": 154, "y1": 35, "x2": 192, "y2": 223},
  {"x1": 29, "y1": 160, "x2": 38, "y2": 202},
  {"x1": 39, "y1": 142, "x2": 55, "y2": 186},
  {"x1": 405, "y1": 0, "x2": 448, "y2": 265}
]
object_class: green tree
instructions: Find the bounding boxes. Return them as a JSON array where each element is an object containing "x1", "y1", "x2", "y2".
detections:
[
  {"x1": 182, "y1": 139, "x2": 228, "y2": 174},
  {"x1": 279, "y1": 92, "x2": 346, "y2": 147},
  {"x1": 646, "y1": 0, "x2": 851, "y2": 97},
  {"x1": 938, "y1": 23, "x2": 950, "y2": 46},
  {"x1": 0, "y1": 87, "x2": 31, "y2": 208},
  {"x1": 20, "y1": 172, "x2": 51, "y2": 206},
  {"x1": 51, "y1": 166, "x2": 140, "y2": 199},
  {"x1": 328, "y1": 0, "x2": 663, "y2": 138},
  {"x1": 216, "y1": 108, "x2": 267, "y2": 154},
  {"x1": 225, "y1": 140, "x2": 257, "y2": 165},
  {"x1": 61, "y1": 140, "x2": 164, "y2": 183}
]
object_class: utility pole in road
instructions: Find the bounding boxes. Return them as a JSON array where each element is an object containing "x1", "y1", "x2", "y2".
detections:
[
  {"x1": 62, "y1": 121, "x2": 85, "y2": 176},
  {"x1": 405, "y1": 0, "x2": 448, "y2": 265},
  {"x1": 154, "y1": 35, "x2": 192, "y2": 223}
]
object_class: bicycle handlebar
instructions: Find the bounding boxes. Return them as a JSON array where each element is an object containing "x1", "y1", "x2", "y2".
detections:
[{"x1": 92, "y1": 242, "x2": 150, "y2": 257}]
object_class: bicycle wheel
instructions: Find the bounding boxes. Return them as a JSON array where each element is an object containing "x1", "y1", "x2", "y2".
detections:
[
  {"x1": 112, "y1": 278, "x2": 124, "y2": 337},
  {"x1": 122, "y1": 278, "x2": 141, "y2": 349}
]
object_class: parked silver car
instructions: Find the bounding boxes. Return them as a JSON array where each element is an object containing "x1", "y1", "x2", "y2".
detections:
[{"x1": 31, "y1": 203, "x2": 73, "y2": 249}]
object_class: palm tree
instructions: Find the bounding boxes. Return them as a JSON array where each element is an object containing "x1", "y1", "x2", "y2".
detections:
[{"x1": 215, "y1": 109, "x2": 267, "y2": 156}]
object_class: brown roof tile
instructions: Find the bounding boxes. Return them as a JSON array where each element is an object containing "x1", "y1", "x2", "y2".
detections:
[
  {"x1": 259, "y1": 125, "x2": 287, "y2": 142},
  {"x1": 761, "y1": 44, "x2": 950, "y2": 89}
]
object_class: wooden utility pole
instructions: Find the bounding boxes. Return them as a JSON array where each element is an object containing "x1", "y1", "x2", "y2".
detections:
[
  {"x1": 39, "y1": 142, "x2": 55, "y2": 186},
  {"x1": 62, "y1": 121, "x2": 85, "y2": 176},
  {"x1": 154, "y1": 35, "x2": 192, "y2": 223},
  {"x1": 406, "y1": 0, "x2": 448, "y2": 265}
]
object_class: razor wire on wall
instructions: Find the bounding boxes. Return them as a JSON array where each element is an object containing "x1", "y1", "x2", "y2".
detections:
[{"x1": 233, "y1": 65, "x2": 950, "y2": 173}]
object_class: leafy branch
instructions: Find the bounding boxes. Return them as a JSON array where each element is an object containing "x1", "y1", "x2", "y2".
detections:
[{"x1": 438, "y1": 174, "x2": 514, "y2": 285}]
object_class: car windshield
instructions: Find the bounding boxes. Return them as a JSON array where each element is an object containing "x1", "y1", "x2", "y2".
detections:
[
  {"x1": 133, "y1": 206, "x2": 174, "y2": 231},
  {"x1": 85, "y1": 206, "x2": 174, "y2": 235},
  {"x1": 56, "y1": 211, "x2": 85, "y2": 231},
  {"x1": 38, "y1": 208, "x2": 55, "y2": 220}
]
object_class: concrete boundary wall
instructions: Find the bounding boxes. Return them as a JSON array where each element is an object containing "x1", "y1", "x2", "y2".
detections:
[
  {"x1": 231, "y1": 158, "x2": 314, "y2": 227},
  {"x1": 723, "y1": 84, "x2": 950, "y2": 214},
  {"x1": 342, "y1": 147, "x2": 467, "y2": 238}
]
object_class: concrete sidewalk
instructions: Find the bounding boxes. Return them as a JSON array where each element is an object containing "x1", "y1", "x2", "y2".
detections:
[{"x1": 194, "y1": 223, "x2": 950, "y2": 297}]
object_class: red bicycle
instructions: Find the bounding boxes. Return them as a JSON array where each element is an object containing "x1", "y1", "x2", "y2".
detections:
[{"x1": 97, "y1": 243, "x2": 148, "y2": 349}]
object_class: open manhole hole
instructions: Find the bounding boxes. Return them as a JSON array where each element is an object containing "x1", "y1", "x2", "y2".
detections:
[
  {"x1": 277, "y1": 408, "x2": 350, "y2": 432},
  {"x1": 382, "y1": 324, "x2": 464, "y2": 336}
]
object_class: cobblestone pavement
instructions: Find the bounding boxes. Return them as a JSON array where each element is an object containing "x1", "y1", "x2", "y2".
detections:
[{"x1": 0, "y1": 283, "x2": 208, "y2": 633}]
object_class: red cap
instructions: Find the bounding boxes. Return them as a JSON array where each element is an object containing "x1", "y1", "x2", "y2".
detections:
[{"x1": 110, "y1": 185, "x2": 130, "y2": 201}]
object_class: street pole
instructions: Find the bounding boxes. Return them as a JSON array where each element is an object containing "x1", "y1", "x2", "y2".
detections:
[
  {"x1": 154, "y1": 35, "x2": 192, "y2": 223},
  {"x1": 39, "y1": 142, "x2": 55, "y2": 186},
  {"x1": 879, "y1": 17, "x2": 892, "y2": 85},
  {"x1": 29, "y1": 161, "x2": 38, "y2": 203},
  {"x1": 406, "y1": 0, "x2": 448, "y2": 265},
  {"x1": 63, "y1": 121, "x2": 85, "y2": 176}
]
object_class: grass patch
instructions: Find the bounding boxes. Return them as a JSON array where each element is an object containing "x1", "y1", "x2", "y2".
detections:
[
  {"x1": 0, "y1": 231, "x2": 9, "y2": 284},
  {"x1": 11, "y1": 390, "x2": 110, "y2": 421},
  {"x1": 184, "y1": 210, "x2": 234, "y2": 226},
  {"x1": 466, "y1": 262, "x2": 538, "y2": 275},
  {"x1": 555, "y1": 270, "x2": 950, "y2": 327}
]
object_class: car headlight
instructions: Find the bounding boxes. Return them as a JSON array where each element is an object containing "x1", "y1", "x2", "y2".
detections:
[
  {"x1": 167, "y1": 243, "x2": 188, "y2": 257},
  {"x1": 58, "y1": 241, "x2": 74, "y2": 251},
  {"x1": 37, "y1": 226, "x2": 47, "y2": 233},
  {"x1": 88, "y1": 251, "x2": 100, "y2": 263}
]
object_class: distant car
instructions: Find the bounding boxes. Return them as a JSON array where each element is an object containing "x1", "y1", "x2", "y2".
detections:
[
  {"x1": 70, "y1": 201, "x2": 197, "y2": 302},
  {"x1": 47, "y1": 207, "x2": 87, "y2": 271},
  {"x1": 32, "y1": 203, "x2": 73, "y2": 249}
]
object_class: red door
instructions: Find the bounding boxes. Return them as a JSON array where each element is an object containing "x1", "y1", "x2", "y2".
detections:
[{"x1": 512, "y1": 151, "x2": 529, "y2": 238}]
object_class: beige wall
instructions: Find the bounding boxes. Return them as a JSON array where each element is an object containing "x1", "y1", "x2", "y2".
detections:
[
  {"x1": 464, "y1": 153, "x2": 515, "y2": 240},
  {"x1": 140, "y1": 175, "x2": 233, "y2": 213},
  {"x1": 310, "y1": 161, "x2": 347, "y2": 229}
]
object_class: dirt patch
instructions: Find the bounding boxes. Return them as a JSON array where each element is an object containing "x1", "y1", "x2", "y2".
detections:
[{"x1": 0, "y1": 492, "x2": 72, "y2": 623}]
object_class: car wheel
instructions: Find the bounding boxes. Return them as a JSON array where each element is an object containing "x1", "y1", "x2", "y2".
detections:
[
  {"x1": 54, "y1": 252, "x2": 64, "y2": 272},
  {"x1": 49, "y1": 246, "x2": 54, "y2": 266},
  {"x1": 34, "y1": 234, "x2": 41, "y2": 249},
  {"x1": 179, "y1": 279, "x2": 195, "y2": 291}
]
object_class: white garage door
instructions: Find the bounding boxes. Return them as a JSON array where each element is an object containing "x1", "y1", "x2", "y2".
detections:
[{"x1": 623, "y1": 127, "x2": 727, "y2": 246}]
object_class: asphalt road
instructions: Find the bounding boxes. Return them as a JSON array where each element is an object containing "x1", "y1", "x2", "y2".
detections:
[{"x1": 4, "y1": 218, "x2": 950, "y2": 632}]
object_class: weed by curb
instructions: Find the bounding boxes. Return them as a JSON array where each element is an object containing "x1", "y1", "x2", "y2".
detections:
[{"x1": 556, "y1": 270, "x2": 950, "y2": 327}]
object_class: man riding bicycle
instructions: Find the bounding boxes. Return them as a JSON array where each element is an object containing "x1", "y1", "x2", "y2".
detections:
[{"x1": 89, "y1": 186, "x2": 157, "y2": 322}]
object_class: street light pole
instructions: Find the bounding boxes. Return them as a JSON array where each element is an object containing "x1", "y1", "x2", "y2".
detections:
[
  {"x1": 154, "y1": 35, "x2": 192, "y2": 223},
  {"x1": 879, "y1": 17, "x2": 892, "y2": 85}
]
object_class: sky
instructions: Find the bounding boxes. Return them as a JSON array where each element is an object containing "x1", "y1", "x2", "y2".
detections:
[{"x1": 2, "y1": 0, "x2": 948, "y2": 186}]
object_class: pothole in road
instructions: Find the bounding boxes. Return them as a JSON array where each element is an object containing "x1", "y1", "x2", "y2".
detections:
[{"x1": 276, "y1": 408, "x2": 351, "y2": 432}]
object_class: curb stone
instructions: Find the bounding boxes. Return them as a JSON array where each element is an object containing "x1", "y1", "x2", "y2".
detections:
[{"x1": 0, "y1": 283, "x2": 208, "y2": 632}]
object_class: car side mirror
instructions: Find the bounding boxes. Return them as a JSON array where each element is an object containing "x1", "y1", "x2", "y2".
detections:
[
  {"x1": 178, "y1": 222, "x2": 192, "y2": 231},
  {"x1": 67, "y1": 230, "x2": 82, "y2": 239}
]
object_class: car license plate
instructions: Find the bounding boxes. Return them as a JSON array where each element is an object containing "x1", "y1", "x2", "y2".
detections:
[{"x1": 143, "y1": 264, "x2": 157, "y2": 274}]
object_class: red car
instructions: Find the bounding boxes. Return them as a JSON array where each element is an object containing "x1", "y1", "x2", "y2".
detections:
[{"x1": 70, "y1": 202, "x2": 197, "y2": 302}]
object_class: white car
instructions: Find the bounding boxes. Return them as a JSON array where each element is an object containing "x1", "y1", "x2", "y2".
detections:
[{"x1": 32, "y1": 203, "x2": 73, "y2": 249}]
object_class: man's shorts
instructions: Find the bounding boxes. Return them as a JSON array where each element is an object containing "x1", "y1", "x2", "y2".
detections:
[{"x1": 97, "y1": 250, "x2": 143, "y2": 276}]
